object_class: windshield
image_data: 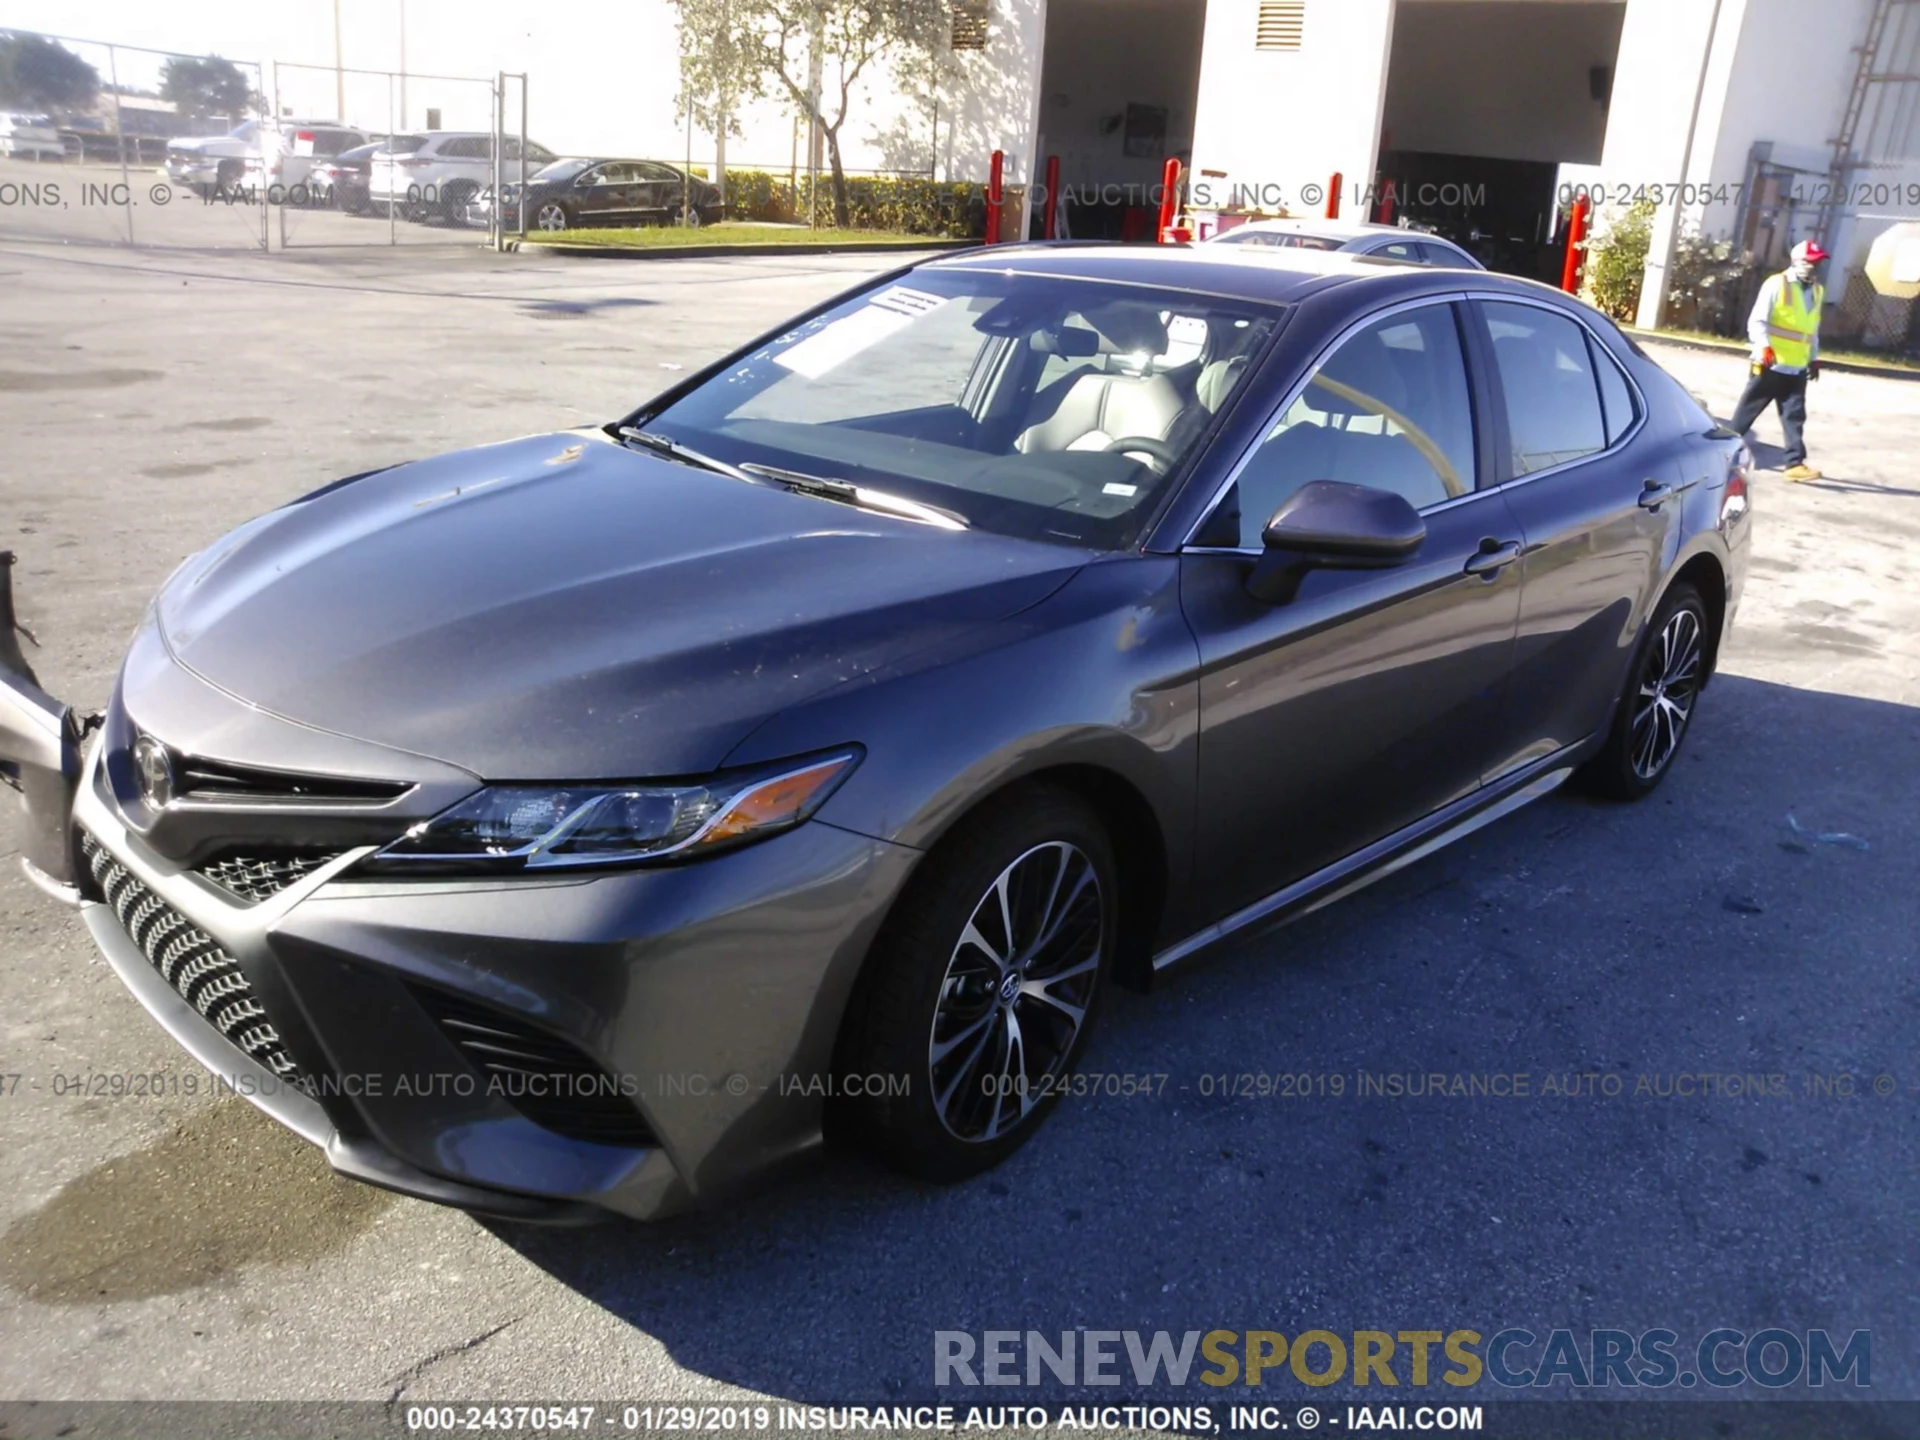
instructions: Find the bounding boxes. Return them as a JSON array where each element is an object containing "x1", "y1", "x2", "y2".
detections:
[
  {"x1": 640, "y1": 269, "x2": 1281, "y2": 550},
  {"x1": 532, "y1": 158, "x2": 594, "y2": 183},
  {"x1": 228, "y1": 120, "x2": 259, "y2": 141}
]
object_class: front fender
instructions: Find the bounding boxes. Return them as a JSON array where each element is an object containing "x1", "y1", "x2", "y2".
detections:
[{"x1": 720, "y1": 555, "x2": 1205, "y2": 944}]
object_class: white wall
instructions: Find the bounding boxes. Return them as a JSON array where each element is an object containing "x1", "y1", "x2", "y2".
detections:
[
  {"x1": 1383, "y1": 1, "x2": 1625, "y2": 166},
  {"x1": 1188, "y1": 0, "x2": 1397, "y2": 215}
]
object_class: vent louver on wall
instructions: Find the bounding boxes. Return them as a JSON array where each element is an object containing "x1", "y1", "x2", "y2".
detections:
[
  {"x1": 1255, "y1": 0, "x2": 1306, "y2": 50},
  {"x1": 951, "y1": 0, "x2": 989, "y2": 50}
]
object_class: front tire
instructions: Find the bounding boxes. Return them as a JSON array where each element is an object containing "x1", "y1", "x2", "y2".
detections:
[
  {"x1": 1577, "y1": 582, "x2": 1708, "y2": 800},
  {"x1": 535, "y1": 200, "x2": 570, "y2": 232},
  {"x1": 843, "y1": 787, "x2": 1115, "y2": 1182}
]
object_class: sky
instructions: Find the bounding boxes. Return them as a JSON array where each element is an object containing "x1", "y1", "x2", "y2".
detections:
[{"x1": 3, "y1": 0, "x2": 690, "y2": 154}]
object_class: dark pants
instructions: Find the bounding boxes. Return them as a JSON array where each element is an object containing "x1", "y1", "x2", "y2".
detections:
[{"x1": 1730, "y1": 366, "x2": 1809, "y2": 466}]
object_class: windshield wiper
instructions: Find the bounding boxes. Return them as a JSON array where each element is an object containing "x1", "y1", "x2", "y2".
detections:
[
  {"x1": 739, "y1": 462, "x2": 968, "y2": 531},
  {"x1": 615, "y1": 427, "x2": 763, "y2": 485}
]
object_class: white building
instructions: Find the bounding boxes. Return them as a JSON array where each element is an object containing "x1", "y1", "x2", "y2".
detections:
[{"x1": 242, "y1": 0, "x2": 1918, "y2": 337}]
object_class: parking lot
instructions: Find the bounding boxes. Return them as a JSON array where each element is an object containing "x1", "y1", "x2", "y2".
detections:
[{"x1": 1, "y1": 233, "x2": 1915, "y2": 1407}]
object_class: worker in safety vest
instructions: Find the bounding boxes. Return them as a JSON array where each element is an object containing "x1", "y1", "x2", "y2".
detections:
[{"x1": 1729, "y1": 238, "x2": 1828, "y2": 482}]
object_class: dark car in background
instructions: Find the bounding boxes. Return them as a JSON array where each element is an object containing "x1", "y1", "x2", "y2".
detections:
[
  {"x1": 470, "y1": 157, "x2": 724, "y2": 232},
  {"x1": 308, "y1": 140, "x2": 386, "y2": 215},
  {"x1": 0, "y1": 246, "x2": 1749, "y2": 1222}
]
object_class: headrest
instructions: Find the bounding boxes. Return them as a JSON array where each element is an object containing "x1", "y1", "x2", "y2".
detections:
[{"x1": 1085, "y1": 303, "x2": 1170, "y2": 360}]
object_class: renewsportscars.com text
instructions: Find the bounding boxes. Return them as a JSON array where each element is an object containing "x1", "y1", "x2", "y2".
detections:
[{"x1": 934, "y1": 1328, "x2": 1870, "y2": 1390}]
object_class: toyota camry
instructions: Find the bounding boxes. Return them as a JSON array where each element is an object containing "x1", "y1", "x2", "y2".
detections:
[{"x1": 0, "y1": 244, "x2": 1750, "y2": 1221}]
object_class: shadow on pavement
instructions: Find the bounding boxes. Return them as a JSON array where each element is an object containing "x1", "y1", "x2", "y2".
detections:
[{"x1": 491, "y1": 674, "x2": 1917, "y2": 1404}]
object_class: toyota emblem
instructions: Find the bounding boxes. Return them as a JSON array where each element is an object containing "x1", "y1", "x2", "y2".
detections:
[{"x1": 133, "y1": 733, "x2": 175, "y2": 809}]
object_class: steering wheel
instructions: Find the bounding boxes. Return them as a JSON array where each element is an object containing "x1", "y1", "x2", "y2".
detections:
[{"x1": 1102, "y1": 435, "x2": 1178, "y2": 470}]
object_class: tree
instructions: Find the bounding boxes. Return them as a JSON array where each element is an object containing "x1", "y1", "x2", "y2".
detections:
[
  {"x1": 0, "y1": 32, "x2": 99, "y2": 112},
  {"x1": 158, "y1": 55, "x2": 256, "y2": 121},
  {"x1": 727, "y1": 0, "x2": 947, "y2": 227},
  {"x1": 673, "y1": 0, "x2": 756, "y2": 201}
]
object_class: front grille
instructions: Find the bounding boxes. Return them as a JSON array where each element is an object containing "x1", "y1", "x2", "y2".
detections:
[
  {"x1": 173, "y1": 753, "x2": 410, "y2": 804},
  {"x1": 198, "y1": 851, "x2": 343, "y2": 905},
  {"x1": 409, "y1": 986, "x2": 656, "y2": 1148},
  {"x1": 82, "y1": 833, "x2": 310, "y2": 1090}
]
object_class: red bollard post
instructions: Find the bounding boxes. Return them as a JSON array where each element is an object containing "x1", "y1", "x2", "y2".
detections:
[
  {"x1": 1560, "y1": 192, "x2": 1592, "y2": 293},
  {"x1": 1156, "y1": 156, "x2": 1182, "y2": 242},
  {"x1": 985, "y1": 149, "x2": 1004, "y2": 245},
  {"x1": 1375, "y1": 177, "x2": 1396, "y2": 226},
  {"x1": 1326, "y1": 171, "x2": 1342, "y2": 220},
  {"x1": 1043, "y1": 155, "x2": 1060, "y2": 240}
]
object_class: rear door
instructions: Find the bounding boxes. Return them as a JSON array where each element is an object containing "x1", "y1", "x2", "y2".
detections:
[
  {"x1": 1180, "y1": 298, "x2": 1526, "y2": 924},
  {"x1": 1467, "y1": 298, "x2": 1688, "y2": 777}
]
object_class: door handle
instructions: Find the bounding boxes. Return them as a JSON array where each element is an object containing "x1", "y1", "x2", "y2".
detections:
[
  {"x1": 1638, "y1": 479, "x2": 1675, "y2": 510},
  {"x1": 1463, "y1": 539, "x2": 1522, "y2": 576}
]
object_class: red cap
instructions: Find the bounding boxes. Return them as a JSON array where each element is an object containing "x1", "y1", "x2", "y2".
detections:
[{"x1": 1792, "y1": 239, "x2": 1829, "y2": 264}]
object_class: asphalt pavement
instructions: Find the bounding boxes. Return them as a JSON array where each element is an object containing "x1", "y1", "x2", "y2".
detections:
[{"x1": 0, "y1": 232, "x2": 1914, "y2": 1410}]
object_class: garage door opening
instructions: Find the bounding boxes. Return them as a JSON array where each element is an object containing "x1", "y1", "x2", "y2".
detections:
[
  {"x1": 1032, "y1": 0, "x2": 1209, "y2": 239},
  {"x1": 1378, "y1": 0, "x2": 1627, "y2": 278}
]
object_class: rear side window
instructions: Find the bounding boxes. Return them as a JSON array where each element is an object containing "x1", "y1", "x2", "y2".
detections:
[
  {"x1": 1224, "y1": 302, "x2": 1476, "y2": 542},
  {"x1": 1372, "y1": 239, "x2": 1421, "y2": 261},
  {"x1": 1589, "y1": 337, "x2": 1637, "y2": 443},
  {"x1": 1482, "y1": 301, "x2": 1606, "y2": 475}
]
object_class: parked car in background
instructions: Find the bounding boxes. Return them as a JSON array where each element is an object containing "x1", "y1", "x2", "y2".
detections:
[
  {"x1": 1208, "y1": 217, "x2": 1484, "y2": 269},
  {"x1": 242, "y1": 122, "x2": 371, "y2": 197},
  {"x1": 167, "y1": 119, "x2": 332, "y2": 193},
  {"x1": 308, "y1": 141, "x2": 385, "y2": 215},
  {"x1": 0, "y1": 114, "x2": 64, "y2": 160},
  {"x1": 468, "y1": 157, "x2": 724, "y2": 232},
  {"x1": 368, "y1": 131, "x2": 559, "y2": 224},
  {"x1": 0, "y1": 245, "x2": 1749, "y2": 1220}
]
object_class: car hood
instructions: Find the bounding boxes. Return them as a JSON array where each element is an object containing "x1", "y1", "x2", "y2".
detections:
[{"x1": 155, "y1": 431, "x2": 1086, "y2": 779}]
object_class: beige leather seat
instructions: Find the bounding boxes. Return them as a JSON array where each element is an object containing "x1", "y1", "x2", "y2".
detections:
[
  {"x1": 1017, "y1": 369, "x2": 1184, "y2": 454},
  {"x1": 1017, "y1": 303, "x2": 1184, "y2": 456}
]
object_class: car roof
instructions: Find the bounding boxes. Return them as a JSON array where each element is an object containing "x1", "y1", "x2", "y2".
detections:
[{"x1": 925, "y1": 241, "x2": 1572, "y2": 311}]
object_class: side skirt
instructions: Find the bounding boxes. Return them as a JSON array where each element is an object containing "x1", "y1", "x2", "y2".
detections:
[{"x1": 1151, "y1": 742, "x2": 1594, "y2": 977}]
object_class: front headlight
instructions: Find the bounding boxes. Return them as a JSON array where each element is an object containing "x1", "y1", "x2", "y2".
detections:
[{"x1": 363, "y1": 748, "x2": 860, "y2": 874}]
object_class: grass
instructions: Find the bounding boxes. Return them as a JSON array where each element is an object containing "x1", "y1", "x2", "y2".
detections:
[
  {"x1": 1644, "y1": 325, "x2": 1920, "y2": 373},
  {"x1": 522, "y1": 223, "x2": 960, "y2": 250}
]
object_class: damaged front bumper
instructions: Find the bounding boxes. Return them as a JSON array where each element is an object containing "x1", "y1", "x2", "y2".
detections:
[
  {"x1": 1, "y1": 555, "x2": 918, "y2": 1224},
  {"x1": 0, "y1": 552, "x2": 86, "y2": 902}
]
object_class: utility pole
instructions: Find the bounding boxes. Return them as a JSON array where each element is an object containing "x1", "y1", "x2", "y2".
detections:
[
  {"x1": 399, "y1": 0, "x2": 408, "y2": 128},
  {"x1": 332, "y1": 0, "x2": 346, "y2": 120}
]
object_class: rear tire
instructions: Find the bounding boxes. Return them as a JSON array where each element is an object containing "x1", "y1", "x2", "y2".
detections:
[
  {"x1": 841, "y1": 786, "x2": 1115, "y2": 1182},
  {"x1": 1575, "y1": 582, "x2": 1708, "y2": 800}
]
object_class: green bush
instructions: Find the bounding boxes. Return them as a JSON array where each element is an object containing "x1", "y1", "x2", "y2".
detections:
[
  {"x1": 1580, "y1": 198, "x2": 1655, "y2": 322},
  {"x1": 1666, "y1": 232, "x2": 1759, "y2": 337},
  {"x1": 720, "y1": 169, "x2": 1005, "y2": 238}
]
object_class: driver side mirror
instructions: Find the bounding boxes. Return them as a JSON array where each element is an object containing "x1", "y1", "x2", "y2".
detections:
[{"x1": 1246, "y1": 480, "x2": 1426, "y2": 604}]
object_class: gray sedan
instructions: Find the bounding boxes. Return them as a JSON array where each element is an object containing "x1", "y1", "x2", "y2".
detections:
[{"x1": 0, "y1": 244, "x2": 1747, "y2": 1221}]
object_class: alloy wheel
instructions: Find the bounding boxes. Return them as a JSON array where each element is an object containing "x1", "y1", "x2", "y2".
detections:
[
  {"x1": 927, "y1": 841, "x2": 1104, "y2": 1142},
  {"x1": 1630, "y1": 607, "x2": 1703, "y2": 779},
  {"x1": 537, "y1": 202, "x2": 568, "y2": 232}
]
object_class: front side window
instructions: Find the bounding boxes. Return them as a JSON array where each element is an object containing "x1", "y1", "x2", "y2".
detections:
[
  {"x1": 1210, "y1": 303, "x2": 1476, "y2": 547},
  {"x1": 640, "y1": 270, "x2": 1282, "y2": 550},
  {"x1": 1482, "y1": 301, "x2": 1606, "y2": 475}
]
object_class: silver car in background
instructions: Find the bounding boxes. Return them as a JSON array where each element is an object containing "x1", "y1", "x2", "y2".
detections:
[{"x1": 1209, "y1": 217, "x2": 1484, "y2": 269}]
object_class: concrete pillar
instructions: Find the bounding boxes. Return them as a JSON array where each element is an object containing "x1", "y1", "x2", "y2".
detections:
[{"x1": 1188, "y1": 0, "x2": 1396, "y2": 219}]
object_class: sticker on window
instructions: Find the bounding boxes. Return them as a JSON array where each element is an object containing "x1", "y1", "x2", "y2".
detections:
[{"x1": 773, "y1": 287, "x2": 950, "y2": 379}]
